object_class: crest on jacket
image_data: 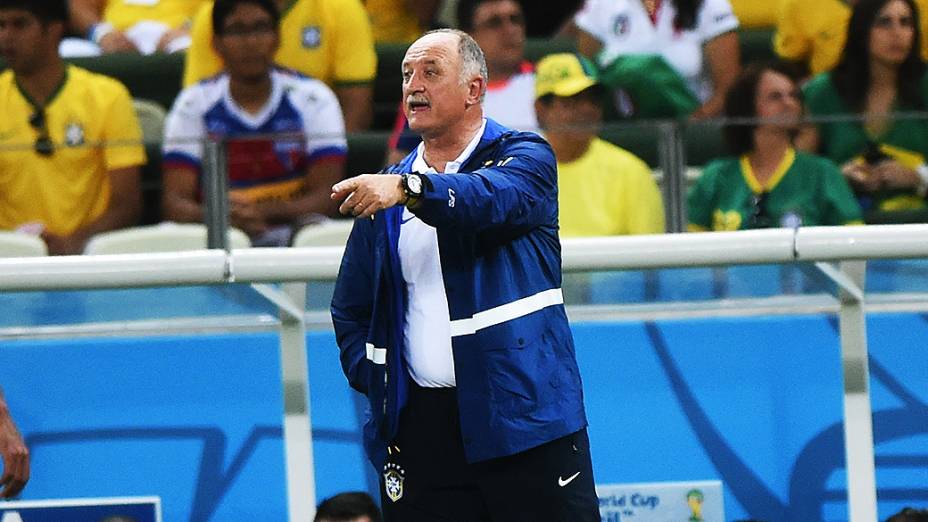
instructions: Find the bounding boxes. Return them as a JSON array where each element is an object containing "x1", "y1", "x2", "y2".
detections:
[{"x1": 383, "y1": 462, "x2": 405, "y2": 502}]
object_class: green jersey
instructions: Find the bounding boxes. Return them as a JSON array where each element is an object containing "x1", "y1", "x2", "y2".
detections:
[
  {"x1": 803, "y1": 72, "x2": 928, "y2": 211},
  {"x1": 688, "y1": 148, "x2": 863, "y2": 231}
]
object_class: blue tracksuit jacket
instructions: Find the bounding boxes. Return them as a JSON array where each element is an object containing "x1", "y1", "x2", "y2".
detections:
[{"x1": 331, "y1": 118, "x2": 588, "y2": 470}]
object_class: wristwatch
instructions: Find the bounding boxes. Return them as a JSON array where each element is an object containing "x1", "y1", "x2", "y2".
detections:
[{"x1": 402, "y1": 173, "x2": 424, "y2": 204}]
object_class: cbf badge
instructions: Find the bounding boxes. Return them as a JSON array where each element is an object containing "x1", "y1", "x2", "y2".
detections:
[
  {"x1": 64, "y1": 122, "x2": 85, "y2": 147},
  {"x1": 302, "y1": 26, "x2": 321, "y2": 48},
  {"x1": 383, "y1": 462, "x2": 405, "y2": 502}
]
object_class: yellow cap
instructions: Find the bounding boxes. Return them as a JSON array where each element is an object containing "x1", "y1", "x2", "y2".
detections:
[{"x1": 534, "y1": 53, "x2": 599, "y2": 99}]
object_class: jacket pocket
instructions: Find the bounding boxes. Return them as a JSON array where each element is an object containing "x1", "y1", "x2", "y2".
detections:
[{"x1": 485, "y1": 325, "x2": 561, "y2": 417}]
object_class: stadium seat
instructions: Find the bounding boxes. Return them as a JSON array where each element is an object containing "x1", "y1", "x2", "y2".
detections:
[
  {"x1": 83, "y1": 223, "x2": 251, "y2": 254},
  {"x1": 292, "y1": 220, "x2": 354, "y2": 247},
  {"x1": 133, "y1": 98, "x2": 167, "y2": 144},
  {"x1": 133, "y1": 99, "x2": 168, "y2": 226},
  {"x1": 66, "y1": 52, "x2": 184, "y2": 112},
  {"x1": 0, "y1": 232, "x2": 47, "y2": 257}
]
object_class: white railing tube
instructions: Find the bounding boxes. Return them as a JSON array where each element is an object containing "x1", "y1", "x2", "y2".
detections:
[{"x1": 1, "y1": 224, "x2": 927, "y2": 291}]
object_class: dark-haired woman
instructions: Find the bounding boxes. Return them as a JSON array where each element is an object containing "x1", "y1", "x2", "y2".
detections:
[
  {"x1": 574, "y1": 0, "x2": 741, "y2": 118},
  {"x1": 801, "y1": 0, "x2": 928, "y2": 215},
  {"x1": 688, "y1": 63, "x2": 863, "y2": 230}
]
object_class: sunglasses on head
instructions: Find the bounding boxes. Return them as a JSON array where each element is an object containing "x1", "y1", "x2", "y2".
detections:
[
  {"x1": 29, "y1": 110, "x2": 54, "y2": 157},
  {"x1": 474, "y1": 13, "x2": 524, "y2": 30},
  {"x1": 748, "y1": 192, "x2": 771, "y2": 229}
]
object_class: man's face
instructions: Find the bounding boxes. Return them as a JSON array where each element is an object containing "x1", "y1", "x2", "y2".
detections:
[
  {"x1": 0, "y1": 9, "x2": 57, "y2": 74},
  {"x1": 535, "y1": 87, "x2": 602, "y2": 141},
  {"x1": 470, "y1": 0, "x2": 525, "y2": 73},
  {"x1": 402, "y1": 32, "x2": 482, "y2": 137},
  {"x1": 213, "y1": 3, "x2": 279, "y2": 82}
]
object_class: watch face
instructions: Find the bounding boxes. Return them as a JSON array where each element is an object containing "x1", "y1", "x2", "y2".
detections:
[{"x1": 408, "y1": 174, "x2": 423, "y2": 195}]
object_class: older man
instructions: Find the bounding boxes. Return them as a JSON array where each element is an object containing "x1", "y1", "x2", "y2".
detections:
[
  {"x1": 330, "y1": 29, "x2": 599, "y2": 522},
  {"x1": 385, "y1": 0, "x2": 537, "y2": 163}
]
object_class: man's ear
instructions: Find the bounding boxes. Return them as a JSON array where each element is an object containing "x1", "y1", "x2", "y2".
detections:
[{"x1": 465, "y1": 76, "x2": 486, "y2": 107}]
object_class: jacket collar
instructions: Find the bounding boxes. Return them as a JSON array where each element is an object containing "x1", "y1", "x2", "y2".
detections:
[
  {"x1": 399, "y1": 118, "x2": 512, "y2": 173},
  {"x1": 412, "y1": 118, "x2": 487, "y2": 174}
]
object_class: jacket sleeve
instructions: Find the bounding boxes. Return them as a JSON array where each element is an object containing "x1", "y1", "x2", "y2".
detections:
[
  {"x1": 411, "y1": 137, "x2": 559, "y2": 232},
  {"x1": 330, "y1": 217, "x2": 375, "y2": 394}
]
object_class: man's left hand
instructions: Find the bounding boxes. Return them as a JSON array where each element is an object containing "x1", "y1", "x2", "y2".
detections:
[{"x1": 331, "y1": 174, "x2": 406, "y2": 218}]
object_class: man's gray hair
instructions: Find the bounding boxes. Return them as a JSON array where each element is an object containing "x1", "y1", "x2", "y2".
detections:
[{"x1": 423, "y1": 28, "x2": 488, "y2": 101}]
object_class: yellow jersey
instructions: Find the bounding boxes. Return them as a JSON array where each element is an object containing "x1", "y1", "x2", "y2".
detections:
[
  {"x1": 730, "y1": 0, "x2": 779, "y2": 29},
  {"x1": 557, "y1": 137, "x2": 665, "y2": 237},
  {"x1": 365, "y1": 0, "x2": 424, "y2": 43},
  {"x1": 775, "y1": 0, "x2": 928, "y2": 74},
  {"x1": 183, "y1": 0, "x2": 377, "y2": 88},
  {"x1": 103, "y1": 0, "x2": 208, "y2": 31},
  {"x1": 0, "y1": 66, "x2": 145, "y2": 235}
]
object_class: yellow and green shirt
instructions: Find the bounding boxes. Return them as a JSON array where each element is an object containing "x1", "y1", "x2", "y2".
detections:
[
  {"x1": 731, "y1": 0, "x2": 779, "y2": 29},
  {"x1": 0, "y1": 66, "x2": 145, "y2": 235},
  {"x1": 183, "y1": 0, "x2": 377, "y2": 88},
  {"x1": 775, "y1": 0, "x2": 928, "y2": 75},
  {"x1": 688, "y1": 148, "x2": 862, "y2": 231},
  {"x1": 103, "y1": 0, "x2": 208, "y2": 31},
  {"x1": 804, "y1": 72, "x2": 928, "y2": 212},
  {"x1": 558, "y1": 137, "x2": 665, "y2": 237}
]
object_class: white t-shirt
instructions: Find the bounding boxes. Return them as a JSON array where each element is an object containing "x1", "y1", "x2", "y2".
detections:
[
  {"x1": 484, "y1": 62, "x2": 538, "y2": 132},
  {"x1": 163, "y1": 68, "x2": 346, "y2": 166},
  {"x1": 399, "y1": 119, "x2": 487, "y2": 388},
  {"x1": 574, "y1": 0, "x2": 739, "y2": 102},
  {"x1": 163, "y1": 68, "x2": 347, "y2": 245}
]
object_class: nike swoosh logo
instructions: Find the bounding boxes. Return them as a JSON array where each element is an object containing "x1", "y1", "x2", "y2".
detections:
[
  {"x1": 401, "y1": 215, "x2": 416, "y2": 224},
  {"x1": 558, "y1": 471, "x2": 581, "y2": 487}
]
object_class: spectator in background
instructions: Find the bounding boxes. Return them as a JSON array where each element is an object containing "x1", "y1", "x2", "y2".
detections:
[
  {"x1": 64, "y1": 0, "x2": 207, "y2": 56},
  {"x1": 0, "y1": 0, "x2": 145, "y2": 255},
  {"x1": 729, "y1": 0, "x2": 778, "y2": 29},
  {"x1": 886, "y1": 507, "x2": 928, "y2": 522},
  {"x1": 688, "y1": 62, "x2": 862, "y2": 231},
  {"x1": 0, "y1": 387, "x2": 28, "y2": 499},
  {"x1": 366, "y1": 0, "x2": 443, "y2": 44},
  {"x1": 775, "y1": 0, "x2": 928, "y2": 77},
  {"x1": 535, "y1": 53, "x2": 664, "y2": 236},
  {"x1": 314, "y1": 491, "x2": 382, "y2": 522},
  {"x1": 575, "y1": 0, "x2": 741, "y2": 119},
  {"x1": 516, "y1": 0, "x2": 584, "y2": 37},
  {"x1": 386, "y1": 0, "x2": 537, "y2": 163},
  {"x1": 183, "y1": 0, "x2": 375, "y2": 131},
  {"x1": 162, "y1": 0, "x2": 346, "y2": 246},
  {"x1": 800, "y1": 0, "x2": 928, "y2": 218}
]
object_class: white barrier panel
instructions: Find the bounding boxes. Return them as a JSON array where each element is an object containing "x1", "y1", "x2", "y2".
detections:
[
  {"x1": 0, "y1": 496, "x2": 160, "y2": 522},
  {"x1": 596, "y1": 481, "x2": 724, "y2": 522},
  {"x1": 561, "y1": 229, "x2": 795, "y2": 270},
  {"x1": 0, "y1": 251, "x2": 227, "y2": 291},
  {"x1": 3, "y1": 225, "x2": 928, "y2": 291},
  {"x1": 796, "y1": 223, "x2": 928, "y2": 261}
]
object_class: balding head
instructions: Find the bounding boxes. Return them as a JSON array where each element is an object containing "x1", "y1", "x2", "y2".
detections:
[
  {"x1": 401, "y1": 29, "x2": 487, "y2": 138},
  {"x1": 409, "y1": 29, "x2": 488, "y2": 100}
]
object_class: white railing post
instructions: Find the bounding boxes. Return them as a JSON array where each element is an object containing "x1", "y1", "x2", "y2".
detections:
[
  {"x1": 836, "y1": 261, "x2": 878, "y2": 522},
  {"x1": 278, "y1": 282, "x2": 315, "y2": 521}
]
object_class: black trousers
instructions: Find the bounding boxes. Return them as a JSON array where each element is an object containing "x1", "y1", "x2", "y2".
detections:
[{"x1": 379, "y1": 383, "x2": 601, "y2": 522}]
